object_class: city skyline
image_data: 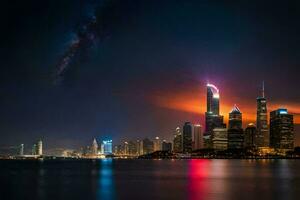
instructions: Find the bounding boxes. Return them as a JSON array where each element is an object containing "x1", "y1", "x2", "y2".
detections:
[
  {"x1": 1, "y1": 0, "x2": 300, "y2": 149},
  {"x1": 4, "y1": 82, "x2": 297, "y2": 155}
]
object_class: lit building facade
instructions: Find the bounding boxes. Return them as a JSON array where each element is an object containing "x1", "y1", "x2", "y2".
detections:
[
  {"x1": 32, "y1": 140, "x2": 43, "y2": 156},
  {"x1": 92, "y1": 138, "x2": 98, "y2": 155},
  {"x1": 183, "y1": 122, "x2": 193, "y2": 153},
  {"x1": 173, "y1": 127, "x2": 182, "y2": 153},
  {"x1": 256, "y1": 82, "x2": 269, "y2": 147},
  {"x1": 244, "y1": 123, "x2": 256, "y2": 149},
  {"x1": 270, "y1": 109, "x2": 294, "y2": 151},
  {"x1": 205, "y1": 84, "x2": 225, "y2": 148},
  {"x1": 102, "y1": 140, "x2": 113, "y2": 155},
  {"x1": 154, "y1": 137, "x2": 161, "y2": 151},
  {"x1": 137, "y1": 140, "x2": 143, "y2": 155},
  {"x1": 37, "y1": 140, "x2": 43, "y2": 156},
  {"x1": 19, "y1": 144, "x2": 24, "y2": 156},
  {"x1": 228, "y1": 105, "x2": 244, "y2": 149},
  {"x1": 212, "y1": 128, "x2": 228, "y2": 150},
  {"x1": 193, "y1": 124, "x2": 203, "y2": 150}
]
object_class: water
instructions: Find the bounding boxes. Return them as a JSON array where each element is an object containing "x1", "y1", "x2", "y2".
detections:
[{"x1": 1, "y1": 159, "x2": 300, "y2": 200}]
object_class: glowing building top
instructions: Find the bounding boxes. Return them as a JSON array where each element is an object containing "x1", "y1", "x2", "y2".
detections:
[
  {"x1": 206, "y1": 83, "x2": 220, "y2": 115},
  {"x1": 207, "y1": 83, "x2": 219, "y2": 99}
]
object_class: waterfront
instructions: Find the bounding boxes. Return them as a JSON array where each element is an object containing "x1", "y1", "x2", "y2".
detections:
[{"x1": 1, "y1": 159, "x2": 300, "y2": 200}]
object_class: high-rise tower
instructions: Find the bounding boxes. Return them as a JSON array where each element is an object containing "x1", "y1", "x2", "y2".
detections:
[
  {"x1": 256, "y1": 82, "x2": 269, "y2": 147},
  {"x1": 183, "y1": 122, "x2": 193, "y2": 153},
  {"x1": 206, "y1": 83, "x2": 220, "y2": 115},
  {"x1": 205, "y1": 83, "x2": 225, "y2": 136},
  {"x1": 270, "y1": 109, "x2": 294, "y2": 151},
  {"x1": 92, "y1": 138, "x2": 98, "y2": 155},
  {"x1": 228, "y1": 105, "x2": 244, "y2": 149}
]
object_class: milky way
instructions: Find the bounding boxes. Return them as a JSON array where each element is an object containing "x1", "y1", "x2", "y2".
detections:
[{"x1": 53, "y1": 0, "x2": 123, "y2": 85}]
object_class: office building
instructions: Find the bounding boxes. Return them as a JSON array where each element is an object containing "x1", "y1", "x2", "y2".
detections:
[
  {"x1": 205, "y1": 84, "x2": 226, "y2": 148},
  {"x1": 136, "y1": 140, "x2": 143, "y2": 155},
  {"x1": 162, "y1": 140, "x2": 172, "y2": 152},
  {"x1": 228, "y1": 105, "x2": 244, "y2": 149},
  {"x1": 37, "y1": 140, "x2": 43, "y2": 156},
  {"x1": 154, "y1": 136, "x2": 161, "y2": 151},
  {"x1": 19, "y1": 144, "x2": 24, "y2": 156},
  {"x1": 102, "y1": 140, "x2": 113, "y2": 155},
  {"x1": 270, "y1": 109, "x2": 294, "y2": 151},
  {"x1": 183, "y1": 122, "x2": 193, "y2": 153},
  {"x1": 92, "y1": 138, "x2": 98, "y2": 155},
  {"x1": 193, "y1": 124, "x2": 203, "y2": 150},
  {"x1": 142, "y1": 138, "x2": 154, "y2": 154},
  {"x1": 128, "y1": 140, "x2": 138, "y2": 155},
  {"x1": 244, "y1": 123, "x2": 256, "y2": 149},
  {"x1": 32, "y1": 144, "x2": 37, "y2": 155},
  {"x1": 212, "y1": 128, "x2": 228, "y2": 150},
  {"x1": 124, "y1": 141, "x2": 129, "y2": 155},
  {"x1": 173, "y1": 127, "x2": 183, "y2": 153},
  {"x1": 256, "y1": 82, "x2": 269, "y2": 147}
]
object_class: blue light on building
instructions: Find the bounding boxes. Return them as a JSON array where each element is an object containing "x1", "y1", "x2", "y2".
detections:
[
  {"x1": 102, "y1": 140, "x2": 113, "y2": 155},
  {"x1": 278, "y1": 109, "x2": 288, "y2": 115}
]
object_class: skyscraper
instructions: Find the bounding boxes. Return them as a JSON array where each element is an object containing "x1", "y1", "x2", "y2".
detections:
[
  {"x1": 270, "y1": 109, "x2": 294, "y2": 152},
  {"x1": 124, "y1": 141, "x2": 129, "y2": 155},
  {"x1": 256, "y1": 82, "x2": 269, "y2": 147},
  {"x1": 102, "y1": 140, "x2": 113, "y2": 155},
  {"x1": 128, "y1": 140, "x2": 138, "y2": 156},
  {"x1": 205, "y1": 83, "x2": 225, "y2": 148},
  {"x1": 19, "y1": 144, "x2": 24, "y2": 156},
  {"x1": 137, "y1": 140, "x2": 143, "y2": 155},
  {"x1": 37, "y1": 140, "x2": 43, "y2": 156},
  {"x1": 193, "y1": 124, "x2": 203, "y2": 150},
  {"x1": 162, "y1": 140, "x2": 172, "y2": 152},
  {"x1": 206, "y1": 83, "x2": 220, "y2": 115},
  {"x1": 183, "y1": 122, "x2": 193, "y2": 153},
  {"x1": 228, "y1": 105, "x2": 244, "y2": 149},
  {"x1": 32, "y1": 144, "x2": 37, "y2": 155},
  {"x1": 173, "y1": 127, "x2": 183, "y2": 153},
  {"x1": 244, "y1": 123, "x2": 257, "y2": 149},
  {"x1": 92, "y1": 138, "x2": 98, "y2": 155},
  {"x1": 154, "y1": 136, "x2": 161, "y2": 151},
  {"x1": 142, "y1": 138, "x2": 154, "y2": 154}
]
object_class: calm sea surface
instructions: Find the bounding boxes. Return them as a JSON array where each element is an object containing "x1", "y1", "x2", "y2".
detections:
[{"x1": 1, "y1": 159, "x2": 300, "y2": 200}]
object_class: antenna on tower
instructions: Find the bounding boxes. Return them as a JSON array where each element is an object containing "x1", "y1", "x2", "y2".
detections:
[{"x1": 262, "y1": 81, "x2": 265, "y2": 98}]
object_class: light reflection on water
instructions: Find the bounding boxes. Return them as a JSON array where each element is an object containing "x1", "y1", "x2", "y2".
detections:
[
  {"x1": 98, "y1": 159, "x2": 115, "y2": 200},
  {"x1": 1, "y1": 159, "x2": 300, "y2": 200}
]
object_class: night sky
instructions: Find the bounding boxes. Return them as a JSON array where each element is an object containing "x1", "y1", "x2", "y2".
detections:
[{"x1": 1, "y1": 0, "x2": 300, "y2": 150}]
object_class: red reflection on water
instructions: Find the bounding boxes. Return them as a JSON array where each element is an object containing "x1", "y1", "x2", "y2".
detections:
[{"x1": 188, "y1": 159, "x2": 211, "y2": 200}]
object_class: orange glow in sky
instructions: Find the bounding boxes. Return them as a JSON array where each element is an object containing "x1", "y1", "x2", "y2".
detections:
[{"x1": 150, "y1": 86, "x2": 300, "y2": 126}]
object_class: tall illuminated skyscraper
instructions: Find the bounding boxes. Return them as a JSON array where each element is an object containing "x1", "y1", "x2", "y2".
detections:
[
  {"x1": 205, "y1": 83, "x2": 225, "y2": 148},
  {"x1": 206, "y1": 83, "x2": 220, "y2": 115},
  {"x1": 256, "y1": 82, "x2": 269, "y2": 147},
  {"x1": 270, "y1": 109, "x2": 294, "y2": 151}
]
